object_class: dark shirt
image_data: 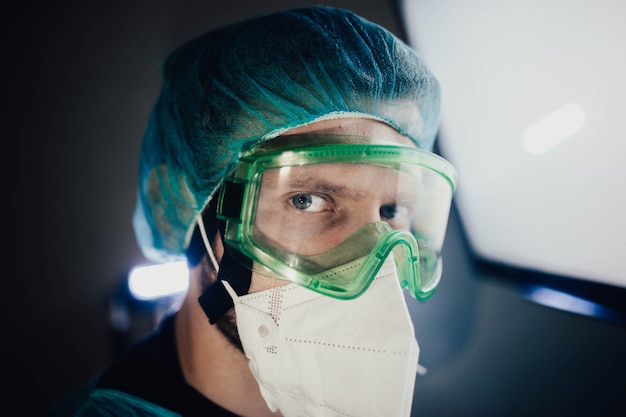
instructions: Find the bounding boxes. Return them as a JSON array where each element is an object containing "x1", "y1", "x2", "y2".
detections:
[{"x1": 59, "y1": 313, "x2": 240, "y2": 417}]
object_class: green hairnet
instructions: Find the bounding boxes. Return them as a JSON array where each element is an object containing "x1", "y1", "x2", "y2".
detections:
[{"x1": 133, "y1": 6, "x2": 442, "y2": 263}]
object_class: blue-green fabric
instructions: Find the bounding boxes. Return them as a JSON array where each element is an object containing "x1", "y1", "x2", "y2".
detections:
[
  {"x1": 75, "y1": 389, "x2": 180, "y2": 417},
  {"x1": 133, "y1": 6, "x2": 442, "y2": 263}
]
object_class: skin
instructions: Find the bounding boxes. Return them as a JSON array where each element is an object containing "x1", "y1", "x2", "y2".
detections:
[
  {"x1": 255, "y1": 162, "x2": 418, "y2": 255},
  {"x1": 174, "y1": 118, "x2": 415, "y2": 417}
]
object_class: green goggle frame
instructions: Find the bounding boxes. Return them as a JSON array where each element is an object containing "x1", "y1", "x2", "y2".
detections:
[{"x1": 217, "y1": 134, "x2": 457, "y2": 300}]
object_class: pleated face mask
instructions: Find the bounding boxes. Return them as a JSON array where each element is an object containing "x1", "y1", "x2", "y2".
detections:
[{"x1": 223, "y1": 256, "x2": 420, "y2": 417}]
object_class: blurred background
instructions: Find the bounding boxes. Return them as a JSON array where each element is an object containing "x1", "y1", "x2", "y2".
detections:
[{"x1": 3, "y1": 1, "x2": 625, "y2": 416}]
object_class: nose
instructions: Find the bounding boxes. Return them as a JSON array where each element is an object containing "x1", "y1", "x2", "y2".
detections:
[{"x1": 348, "y1": 199, "x2": 387, "y2": 232}]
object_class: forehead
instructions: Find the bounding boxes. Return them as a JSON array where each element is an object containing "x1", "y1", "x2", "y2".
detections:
[{"x1": 282, "y1": 118, "x2": 416, "y2": 148}]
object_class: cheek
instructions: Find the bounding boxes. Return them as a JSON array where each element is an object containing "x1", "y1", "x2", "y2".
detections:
[{"x1": 248, "y1": 269, "x2": 291, "y2": 293}]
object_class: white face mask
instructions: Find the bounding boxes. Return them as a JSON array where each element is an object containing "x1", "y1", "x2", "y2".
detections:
[{"x1": 223, "y1": 258, "x2": 419, "y2": 417}]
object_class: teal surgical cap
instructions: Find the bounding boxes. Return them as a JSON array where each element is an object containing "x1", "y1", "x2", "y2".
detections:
[{"x1": 133, "y1": 6, "x2": 442, "y2": 263}]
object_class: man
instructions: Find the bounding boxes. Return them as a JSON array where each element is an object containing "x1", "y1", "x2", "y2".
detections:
[{"x1": 69, "y1": 6, "x2": 457, "y2": 417}]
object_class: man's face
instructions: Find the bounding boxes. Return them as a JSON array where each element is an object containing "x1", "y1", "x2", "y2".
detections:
[
  {"x1": 248, "y1": 118, "x2": 416, "y2": 292},
  {"x1": 215, "y1": 118, "x2": 418, "y2": 349},
  {"x1": 254, "y1": 161, "x2": 419, "y2": 251}
]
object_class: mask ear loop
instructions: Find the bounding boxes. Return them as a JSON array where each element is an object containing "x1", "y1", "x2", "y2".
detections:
[
  {"x1": 196, "y1": 207, "x2": 253, "y2": 324},
  {"x1": 196, "y1": 213, "x2": 220, "y2": 273}
]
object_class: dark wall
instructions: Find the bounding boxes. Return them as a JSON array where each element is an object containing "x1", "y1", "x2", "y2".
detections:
[
  {"x1": 412, "y1": 206, "x2": 626, "y2": 416},
  {"x1": 3, "y1": 1, "x2": 625, "y2": 416}
]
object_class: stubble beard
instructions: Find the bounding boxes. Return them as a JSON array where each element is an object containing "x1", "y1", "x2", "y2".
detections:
[
  {"x1": 199, "y1": 255, "x2": 246, "y2": 353},
  {"x1": 215, "y1": 307, "x2": 245, "y2": 353}
]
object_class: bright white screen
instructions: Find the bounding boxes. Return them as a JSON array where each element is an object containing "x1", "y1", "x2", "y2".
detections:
[{"x1": 401, "y1": 0, "x2": 626, "y2": 288}]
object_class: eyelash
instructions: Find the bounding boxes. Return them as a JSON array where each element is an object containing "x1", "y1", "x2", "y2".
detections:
[{"x1": 288, "y1": 192, "x2": 332, "y2": 212}]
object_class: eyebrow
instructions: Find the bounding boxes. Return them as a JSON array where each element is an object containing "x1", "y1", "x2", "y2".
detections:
[{"x1": 283, "y1": 173, "x2": 370, "y2": 201}]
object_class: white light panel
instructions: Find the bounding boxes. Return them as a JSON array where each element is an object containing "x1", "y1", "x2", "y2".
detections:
[
  {"x1": 128, "y1": 261, "x2": 189, "y2": 300},
  {"x1": 401, "y1": 0, "x2": 626, "y2": 288}
]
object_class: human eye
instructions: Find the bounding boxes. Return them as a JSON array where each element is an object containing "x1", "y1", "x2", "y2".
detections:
[
  {"x1": 289, "y1": 193, "x2": 329, "y2": 212},
  {"x1": 380, "y1": 203, "x2": 412, "y2": 230},
  {"x1": 380, "y1": 203, "x2": 398, "y2": 220}
]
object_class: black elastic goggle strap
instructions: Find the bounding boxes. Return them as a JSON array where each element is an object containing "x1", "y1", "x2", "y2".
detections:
[
  {"x1": 198, "y1": 219, "x2": 252, "y2": 324},
  {"x1": 217, "y1": 179, "x2": 245, "y2": 221}
]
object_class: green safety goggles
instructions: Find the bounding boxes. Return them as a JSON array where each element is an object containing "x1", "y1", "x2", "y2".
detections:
[{"x1": 217, "y1": 134, "x2": 457, "y2": 300}]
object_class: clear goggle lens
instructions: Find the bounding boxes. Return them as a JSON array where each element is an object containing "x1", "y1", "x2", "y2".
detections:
[{"x1": 218, "y1": 134, "x2": 457, "y2": 300}]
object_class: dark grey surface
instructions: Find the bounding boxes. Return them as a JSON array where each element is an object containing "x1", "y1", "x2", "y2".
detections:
[{"x1": 410, "y1": 207, "x2": 626, "y2": 416}]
